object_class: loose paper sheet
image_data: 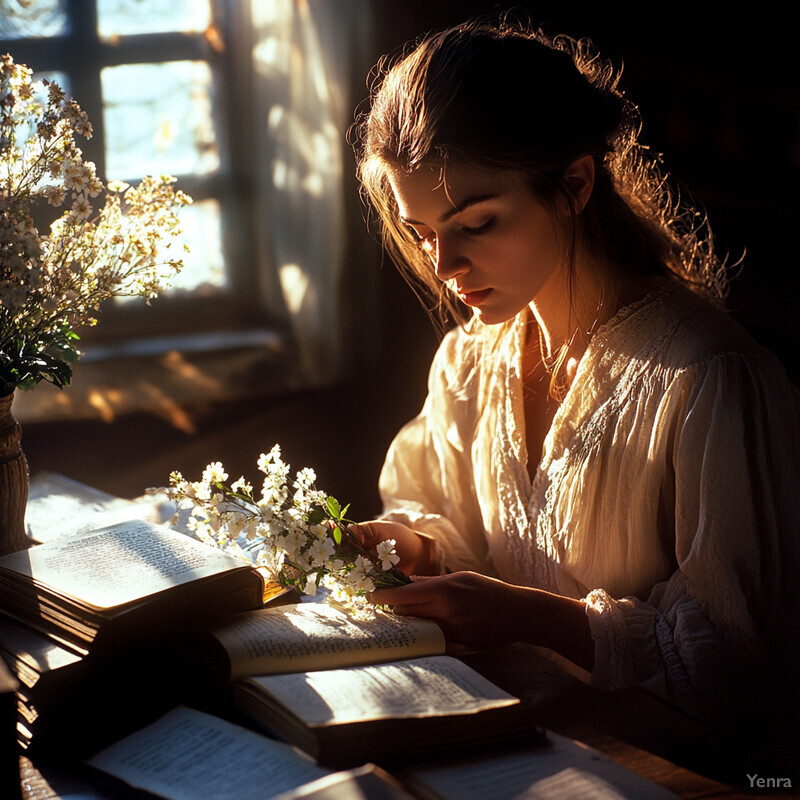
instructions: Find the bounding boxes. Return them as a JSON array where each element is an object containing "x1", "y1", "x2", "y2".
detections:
[
  {"x1": 247, "y1": 655, "x2": 518, "y2": 726},
  {"x1": 215, "y1": 603, "x2": 445, "y2": 677},
  {"x1": 407, "y1": 731, "x2": 677, "y2": 800},
  {"x1": 88, "y1": 706, "x2": 330, "y2": 800}
]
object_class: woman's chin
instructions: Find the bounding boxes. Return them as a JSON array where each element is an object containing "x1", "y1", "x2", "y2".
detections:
[{"x1": 472, "y1": 305, "x2": 517, "y2": 326}]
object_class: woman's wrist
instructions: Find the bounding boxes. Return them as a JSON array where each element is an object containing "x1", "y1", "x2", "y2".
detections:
[{"x1": 512, "y1": 585, "x2": 595, "y2": 671}]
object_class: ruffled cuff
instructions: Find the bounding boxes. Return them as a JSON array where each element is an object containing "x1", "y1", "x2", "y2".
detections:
[{"x1": 583, "y1": 588, "x2": 697, "y2": 715}]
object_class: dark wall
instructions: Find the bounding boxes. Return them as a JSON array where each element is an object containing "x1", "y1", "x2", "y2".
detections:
[
  {"x1": 371, "y1": 2, "x2": 800, "y2": 373},
  {"x1": 21, "y1": 3, "x2": 799, "y2": 519}
]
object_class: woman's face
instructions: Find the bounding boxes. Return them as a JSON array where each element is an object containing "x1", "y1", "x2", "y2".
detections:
[{"x1": 388, "y1": 163, "x2": 568, "y2": 325}]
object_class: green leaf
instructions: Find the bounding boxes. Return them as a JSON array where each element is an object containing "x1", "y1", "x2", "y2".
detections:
[
  {"x1": 326, "y1": 495, "x2": 341, "y2": 520},
  {"x1": 332, "y1": 526, "x2": 342, "y2": 546}
]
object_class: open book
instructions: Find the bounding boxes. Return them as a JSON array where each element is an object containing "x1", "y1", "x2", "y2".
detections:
[
  {"x1": 234, "y1": 654, "x2": 535, "y2": 768},
  {"x1": 201, "y1": 602, "x2": 537, "y2": 767},
  {"x1": 0, "y1": 519, "x2": 271, "y2": 656},
  {"x1": 192, "y1": 603, "x2": 534, "y2": 767}
]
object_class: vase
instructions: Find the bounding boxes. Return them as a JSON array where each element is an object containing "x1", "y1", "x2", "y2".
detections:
[{"x1": 0, "y1": 392, "x2": 29, "y2": 556}]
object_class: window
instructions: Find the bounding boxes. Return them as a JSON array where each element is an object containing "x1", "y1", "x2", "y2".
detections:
[
  {"x1": 2, "y1": 0, "x2": 368, "y2": 423},
  {"x1": 1, "y1": 0, "x2": 258, "y2": 335}
]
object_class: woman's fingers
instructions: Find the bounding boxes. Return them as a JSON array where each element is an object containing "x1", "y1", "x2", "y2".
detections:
[
  {"x1": 369, "y1": 580, "x2": 444, "y2": 618},
  {"x1": 371, "y1": 572, "x2": 522, "y2": 650}
]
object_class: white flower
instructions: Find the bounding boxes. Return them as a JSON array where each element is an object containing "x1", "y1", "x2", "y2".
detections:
[
  {"x1": 280, "y1": 528, "x2": 304, "y2": 562},
  {"x1": 255, "y1": 546, "x2": 285, "y2": 575},
  {"x1": 86, "y1": 177, "x2": 103, "y2": 198},
  {"x1": 44, "y1": 185, "x2": 65, "y2": 207},
  {"x1": 257, "y1": 444, "x2": 284, "y2": 474},
  {"x1": 165, "y1": 445, "x2": 404, "y2": 619},
  {"x1": 63, "y1": 160, "x2": 90, "y2": 191},
  {"x1": 376, "y1": 539, "x2": 400, "y2": 571},
  {"x1": 70, "y1": 196, "x2": 92, "y2": 221},
  {"x1": 202, "y1": 461, "x2": 228, "y2": 484},
  {"x1": 294, "y1": 467, "x2": 316, "y2": 488},
  {"x1": 242, "y1": 518, "x2": 260, "y2": 540},
  {"x1": 307, "y1": 536, "x2": 335, "y2": 567},
  {"x1": 231, "y1": 477, "x2": 252, "y2": 495},
  {"x1": 308, "y1": 523, "x2": 327, "y2": 539},
  {"x1": 349, "y1": 555, "x2": 376, "y2": 594},
  {"x1": 192, "y1": 481, "x2": 212, "y2": 501}
]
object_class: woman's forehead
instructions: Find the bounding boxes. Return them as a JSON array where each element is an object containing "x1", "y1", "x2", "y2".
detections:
[{"x1": 388, "y1": 164, "x2": 523, "y2": 222}]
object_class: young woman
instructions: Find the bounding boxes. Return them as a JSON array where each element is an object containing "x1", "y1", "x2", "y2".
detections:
[{"x1": 351, "y1": 17, "x2": 800, "y2": 749}]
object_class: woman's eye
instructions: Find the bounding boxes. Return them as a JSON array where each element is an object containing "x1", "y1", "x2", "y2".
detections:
[
  {"x1": 419, "y1": 235, "x2": 436, "y2": 255},
  {"x1": 461, "y1": 218, "x2": 496, "y2": 236},
  {"x1": 408, "y1": 227, "x2": 436, "y2": 253}
]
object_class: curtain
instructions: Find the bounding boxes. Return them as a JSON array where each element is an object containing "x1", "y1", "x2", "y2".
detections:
[{"x1": 250, "y1": 0, "x2": 371, "y2": 385}]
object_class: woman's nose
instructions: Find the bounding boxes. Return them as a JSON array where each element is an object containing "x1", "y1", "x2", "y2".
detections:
[{"x1": 433, "y1": 234, "x2": 469, "y2": 283}]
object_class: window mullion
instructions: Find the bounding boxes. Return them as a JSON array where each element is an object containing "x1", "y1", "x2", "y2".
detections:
[{"x1": 60, "y1": 0, "x2": 105, "y2": 178}]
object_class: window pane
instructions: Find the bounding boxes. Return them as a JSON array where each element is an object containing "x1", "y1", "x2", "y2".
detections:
[
  {"x1": 169, "y1": 198, "x2": 226, "y2": 294},
  {"x1": 0, "y1": 0, "x2": 68, "y2": 39},
  {"x1": 33, "y1": 70, "x2": 70, "y2": 98},
  {"x1": 115, "y1": 198, "x2": 226, "y2": 303},
  {"x1": 96, "y1": 0, "x2": 210, "y2": 38},
  {"x1": 101, "y1": 60, "x2": 219, "y2": 180}
]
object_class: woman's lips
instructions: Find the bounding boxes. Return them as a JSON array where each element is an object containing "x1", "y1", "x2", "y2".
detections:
[{"x1": 458, "y1": 288, "x2": 492, "y2": 306}]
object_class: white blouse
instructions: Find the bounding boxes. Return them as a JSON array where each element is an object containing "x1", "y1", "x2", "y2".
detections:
[{"x1": 378, "y1": 280, "x2": 800, "y2": 720}]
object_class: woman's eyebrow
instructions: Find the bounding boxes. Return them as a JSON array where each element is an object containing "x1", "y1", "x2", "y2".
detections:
[{"x1": 400, "y1": 193, "x2": 499, "y2": 226}]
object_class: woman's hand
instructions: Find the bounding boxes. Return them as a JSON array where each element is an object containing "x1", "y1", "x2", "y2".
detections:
[
  {"x1": 350, "y1": 519, "x2": 438, "y2": 576},
  {"x1": 371, "y1": 571, "x2": 595, "y2": 668},
  {"x1": 371, "y1": 572, "x2": 521, "y2": 650}
]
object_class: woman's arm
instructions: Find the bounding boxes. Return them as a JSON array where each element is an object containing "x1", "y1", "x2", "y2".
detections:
[{"x1": 371, "y1": 572, "x2": 595, "y2": 670}]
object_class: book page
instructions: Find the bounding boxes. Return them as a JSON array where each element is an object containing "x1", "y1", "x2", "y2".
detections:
[
  {"x1": 214, "y1": 603, "x2": 445, "y2": 677},
  {"x1": 88, "y1": 706, "x2": 330, "y2": 800},
  {"x1": 406, "y1": 732, "x2": 676, "y2": 800},
  {"x1": 245, "y1": 655, "x2": 518, "y2": 726},
  {"x1": 0, "y1": 521, "x2": 248, "y2": 609}
]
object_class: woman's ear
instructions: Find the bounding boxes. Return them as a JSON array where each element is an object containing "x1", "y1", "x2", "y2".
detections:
[{"x1": 563, "y1": 154, "x2": 595, "y2": 214}]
